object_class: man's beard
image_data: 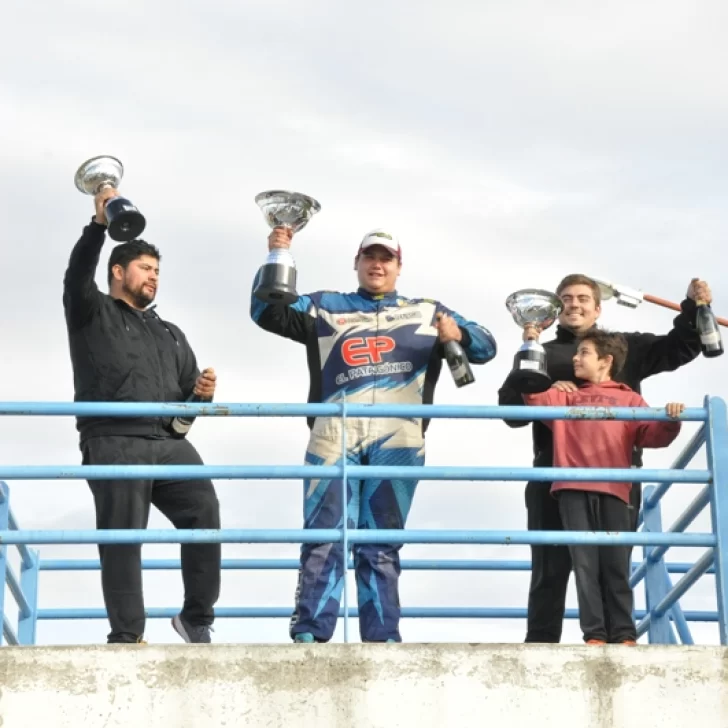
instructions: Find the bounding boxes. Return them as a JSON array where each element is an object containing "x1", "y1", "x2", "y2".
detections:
[{"x1": 124, "y1": 282, "x2": 155, "y2": 309}]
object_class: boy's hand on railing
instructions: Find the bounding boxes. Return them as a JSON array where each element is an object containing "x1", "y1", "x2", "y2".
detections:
[
  {"x1": 551, "y1": 381, "x2": 579, "y2": 393},
  {"x1": 666, "y1": 402, "x2": 685, "y2": 419}
]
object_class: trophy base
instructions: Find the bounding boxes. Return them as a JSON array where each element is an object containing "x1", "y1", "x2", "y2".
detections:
[
  {"x1": 106, "y1": 197, "x2": 146, "y2": 241},
  {"x1": 506, "y1": 346, "x2": 551, "y2": 394},
  {"x1": 254, "y1": 262, "x2": 299, "y2": 305},
  {"x1": 505, "y1": 368, "x2": 552, "y2": 394}
]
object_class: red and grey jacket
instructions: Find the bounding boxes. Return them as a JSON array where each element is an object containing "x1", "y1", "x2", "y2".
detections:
[{"x1": 498, "y1": 315, "x2": 701, "y2": 468}]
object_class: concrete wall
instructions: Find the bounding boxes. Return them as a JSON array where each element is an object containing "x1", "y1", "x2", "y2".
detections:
[{"x1": 0, "y1": 644, "x2": 727, "y2": 728}]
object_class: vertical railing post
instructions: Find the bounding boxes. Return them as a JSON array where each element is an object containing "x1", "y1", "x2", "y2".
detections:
[
  {"x1": 0, "y1": 481, "x2": 9, "y2": 646},
  {"x1": 341, "y1": 399, "x2": 350, "y2": 643},
  {"x1": 705, "y1": 396, "x2": 728, "y2": 645},
  {"x1": 16, "y1": 549, "x2": 39, "y2": 645},
  {"x1": 641, "y1": 484, "x2": 672, "y2": 644}
]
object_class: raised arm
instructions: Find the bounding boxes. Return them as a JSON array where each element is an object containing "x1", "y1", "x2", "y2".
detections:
[
  {"x1": 63, "y1": 220, "x2": 106, "y2": 329},
  {"x1": 250, "y1": 277, "x2": 317, "y2": 344},
  {"x1": 624, "y1": 279, "x2": 712, "y2": 382},
  {"x1": 63, "y1": 189, "x2": 121, "y2": 329},
  {"x1": 250, "y1": 226, "x2": 317, "y2": 344}
]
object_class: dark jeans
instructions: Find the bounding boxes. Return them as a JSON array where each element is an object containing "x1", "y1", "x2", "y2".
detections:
[
  {"x1": 558, "y1": 490, "x2": 636, "y2": 643},
  {"x1": 524, "y1": 479, "x2": 640, "y2": 643},
  {"x1": 83, "y1": 435, "x2": 221, "y2": 643}
]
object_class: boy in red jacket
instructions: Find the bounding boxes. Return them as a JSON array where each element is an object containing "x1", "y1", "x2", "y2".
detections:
[{"x1": 524, "y1": 329, "x2": 683, "y2": 645}]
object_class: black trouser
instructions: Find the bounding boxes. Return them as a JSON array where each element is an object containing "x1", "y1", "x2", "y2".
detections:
[
  {"x1": 557, "y1": 491, "x2": 636, "y2": 643},
  {"x1": 82, "y1": 435, "x2": 221, "y2": 643},
  {"x1": 524, "y1": 479, "x2": 641, "y2": 643}
]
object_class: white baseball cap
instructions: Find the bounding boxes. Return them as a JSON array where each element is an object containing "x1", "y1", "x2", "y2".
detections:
[{"x1": 357, "y1": 229, "x2": 402, "y2": 261}]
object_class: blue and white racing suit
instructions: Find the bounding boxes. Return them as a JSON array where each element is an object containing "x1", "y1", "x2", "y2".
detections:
[{"x1": 251, "y1": 281, "x2": 497, "y2": 642}]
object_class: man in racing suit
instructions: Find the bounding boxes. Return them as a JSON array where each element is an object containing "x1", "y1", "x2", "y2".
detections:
[{"x1": 251, "y1": 228, "x2": 497, "y2": 643}]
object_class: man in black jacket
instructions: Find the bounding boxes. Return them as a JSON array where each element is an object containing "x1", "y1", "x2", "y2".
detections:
[
  {"x1": 498, "y1": 272, "x2": 712, "y2": 644},
  {"x1": 63, "y1": 187, "x2": 221, "y2": 644}
]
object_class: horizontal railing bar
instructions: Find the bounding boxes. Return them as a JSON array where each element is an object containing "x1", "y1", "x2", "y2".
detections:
[
  {"x1": 0, "y1": 529, "x2": 715, "y2": 547},
  {"x1": 630, "y1": 487, "x2": 712, "y2": 588},
  {"x1": 0, "y1": 402, "x2": 708, "y2": 422},
  {"x1": 0, "y1": 465, "x2": 710, "y2": 483},
  {"x1": 4, "y1": 563, "x2": 31, "y2": 619},
  {"x1": 37, "y1": 558, "x2": 717, "y2": 575},
  {"x1": 34, "y1": 607, "x2": 719, "y2": 622}
]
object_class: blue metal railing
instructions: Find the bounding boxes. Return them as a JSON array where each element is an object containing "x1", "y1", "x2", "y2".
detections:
[
  {"x1": 1, "y1": 397, "x2": 727, "y2": 645},
  {"x1": 0, "y1": 481, "x2": 39, "y2": 646}
]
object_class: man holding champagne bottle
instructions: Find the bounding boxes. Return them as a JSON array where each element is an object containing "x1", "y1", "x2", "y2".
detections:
[
  {"x1": 251, "y1": 227, "x2": 497, "y2": 644},
  {"x1": 695, "y1": 297, "x2": 724, "y2": 357},
  {"x1": 498, "y1": 272, "x2": 717, "y2": 645},
  {"x1": 64, "y1": 187, "x2": 222, "y2": 645}
]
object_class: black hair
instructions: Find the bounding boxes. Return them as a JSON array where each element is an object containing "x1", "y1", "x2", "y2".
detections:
[
  {"x1": 578, "y1": 329, "x2": 628, "y2": 377},
  {"x1": 107, "y1": 239, "x2": 161, "y2": 285}
]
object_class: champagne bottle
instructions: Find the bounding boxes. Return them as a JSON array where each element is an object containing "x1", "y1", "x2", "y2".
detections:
[
  {"x1": 444, "y1": 340, "x2": 475, "y2": 387},
  {"x1": 170, "y1": 393, "x2": 211, "y2": 436},
  {"x1": 696, "y1": 301, "x2": 724, "y2": 358}
]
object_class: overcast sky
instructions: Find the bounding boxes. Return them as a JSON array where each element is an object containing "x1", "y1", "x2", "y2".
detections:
[{"x1": 1, "y1": 0, "x2": 727, "y2": 646}]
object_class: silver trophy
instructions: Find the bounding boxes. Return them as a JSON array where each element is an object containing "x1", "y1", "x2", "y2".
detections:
[
  {"x1": 504, "y1": 289, "x2": 563, "y2": 393},
  {"x1": 254, "y1": 190, "x2": 321, "y2": 304},
  {"x1": 75, "y1": 156, "x2": 146, "y2": 242}
]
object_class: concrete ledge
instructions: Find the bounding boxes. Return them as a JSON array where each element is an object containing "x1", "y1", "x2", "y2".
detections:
[{"x1": 1, "y1": 643, "x2": 727, "y2": 727}]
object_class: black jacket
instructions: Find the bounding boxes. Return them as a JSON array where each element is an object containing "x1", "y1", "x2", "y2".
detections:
[
  {"x1": 63, "y1": 221, "x2": 200, "y2": 441},
  {"x1": 497, "y1": 299, "x2": 702, "y2": 468}
]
